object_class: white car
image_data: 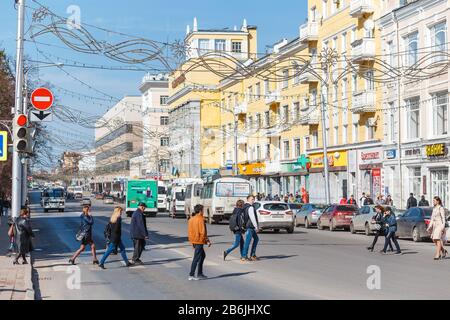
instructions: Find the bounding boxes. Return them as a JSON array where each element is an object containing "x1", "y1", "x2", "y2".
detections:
[
  {"x1": 104, "y1": 196, "x2": 114, "y2": 204},
  {"x1": 254, "y1": 201, "x2": 295, "y2": 234}
]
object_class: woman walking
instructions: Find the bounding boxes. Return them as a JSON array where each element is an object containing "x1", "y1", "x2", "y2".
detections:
[
  {"x1": 381, "y1": 207, "x2": 401, "y2": 254},
  {"x1": 367, "y1": 205, "x2": 393, "y2": 252},
  {"x1": 426, "y1": 196, "x2": 447, "y2": 260},
  {"x1": 99, "y1": 206, "x2": 132, "y2": 269},
  {"x1": 13, "y1": 208, "x2": 34, "y2": 265},
  {"x1": 223, "y1": 200, "x2": 245, "y2": 260},
  {"x1": 69, "y1": 205, "x2": 98, "y2": 265}
]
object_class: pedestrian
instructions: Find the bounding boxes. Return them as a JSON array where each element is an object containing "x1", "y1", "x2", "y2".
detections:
[
  {"x1": 364, "y1": 194, "x2": 374, "y2": 205},
  {"x1": 340, "y1": 197, "x2": 347, "y2": 204},
  {"x1": 283, "y1": 195, "x2": 289, "y2": 203},
  {"x1": 242, "y1": 195, "x2": 260, "y2": 262},
  {"x1": 375, "y1": 194, "x2": 385, "y2": 205},
  {"x1": 385, "y1": 195, "x2": 393, "y2": 206},
  {"x1": 130, "y1": 202, "x2": 148, "y2": 265},
  {"x1": 223, "y1": 200, "x2": 245, "y2": 261},
  {"x1": 367, "y1": 205, "x2": 393, "y2": 252},
  {"x1": 426, "y1": 196, "x2": 447, "y2": 260},
  {"x1": 13, "y1": 207, "x2": 34, "y2": 265},
  {"x1": 289, "y1": 194, "x2": 295, "y2": 203},
  {"x1": 6, "y1": 216, "x2": 16, "y2": 256},
  {"x1": 418, "y1": 195, "x2": 429, "y2": 207},
  {"x1": 347, "y1": 195, "x2": 357, "y2": 206},
  {"x1": 98, "y1": 206, "x2": 132, "y2": 269},
  {"x1": 360, "y1": 192, "x2": 366, "y2": 205},
  {"x1": 188, "y1": 204, "x2": 211, "y2": 280},
  {"x1": 69, "y1": 205, "x2": 99, "y2": 265},
  {"x1": 301, "y1": 187, "x2": 309, "y2": 204},
  {"x1": 406, "y1": 193, "x2": 418, "y2": 209},
  {"x1": 274, "y1": 194, "x2": 280, "y2": 201},
  {"x1": 380, "y1": 207, "x2": 401, "y2": 254}
]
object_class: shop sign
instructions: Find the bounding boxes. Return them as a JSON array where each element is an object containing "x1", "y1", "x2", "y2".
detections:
[
  {"x1": 404, "y1": 148, "x2": 421, "y2": 157},
  {"x1": 386, "y1": 149, "x2": 396, "y2": 160},
  {"x1": 425, "y1": 143, "x2": 447, "y2": 157},
  {"x1": 359, "y1": 147, "x2": 382, "y2": 164},
  {"x1": 201, "y1": 169, "x2": 220, "y2": 177},
  {"x1": 238, "y1": 162, "x2": 265, "y2": 175},
  {"x1": 281, "y1": 163, "x2": 307, "y2": 174},
  {"x1": 309, "y1": 151, "x2": 347, "y2": 169}
]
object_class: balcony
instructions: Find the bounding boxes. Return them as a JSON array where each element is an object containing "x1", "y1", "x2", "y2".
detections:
[
  {"x1": 299, "y1": 22, "x2": 319, "y2": 42},
  {"x1": 299, "y1": 73, "x2": 319, "y2": 84},
  {"x1": 266, "y1": 126, "x2": 283, "y2": 138},
  {"x1": 351, "y1": 90, "x2": 376, "y2": 113},
  {"x1": 351, "y1": 38, "x2": 375, "y2": 63},
  {"x1": 234, "y1": 102, "x2": 248, "y2": 115},
  {"x1": 299, "y1": 110, "x2": 320, "y2": 125},
  {"x1": 349, "y1": 0, "x2": 375, "y2": 18},
  {"x1": 265, "y1": 91, "x2": 281, "y2": 105}
]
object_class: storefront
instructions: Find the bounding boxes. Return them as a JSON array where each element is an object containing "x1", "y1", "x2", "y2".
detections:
[
  {"x1": 307, "y1": 150, "x2": 348, "y2": 204},
  {"x1": 264, "y1": 161, "x2": 281, "y2": 197},
  {"x1": 280, "y1": 157, "x2": 309, "y2": 196},
  {"x1": 238, "y1": 162, "x2": 266, "y2": 194},
  {"x1": 423, "y1": 143, "x2": 449, "y2": 208},
  {"x1": 357, "y1": 147, "x2": 384, "y2": 199}
]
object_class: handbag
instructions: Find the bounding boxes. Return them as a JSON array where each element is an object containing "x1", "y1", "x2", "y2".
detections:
[
  {"x1": 76, "y1": 228, "x2": 86, "y2": 241},
  {"x1": 373, "y1": 223, "x2": 382, "y2": 231}
]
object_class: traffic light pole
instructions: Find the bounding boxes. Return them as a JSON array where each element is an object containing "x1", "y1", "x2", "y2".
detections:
[{"x1": 12, "y1": 0, "x2": 26, "y2": 218}]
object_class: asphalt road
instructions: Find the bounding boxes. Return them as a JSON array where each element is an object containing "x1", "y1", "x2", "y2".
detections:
[{"x1": 28, "y1": 190, "x2": 450, "y2": 300}]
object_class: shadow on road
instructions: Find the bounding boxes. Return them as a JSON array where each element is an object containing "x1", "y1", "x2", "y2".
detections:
[
  {"x1": 142, "y1": 257, "x2": 189, "y2": 266},
  {"x1": 205, "y1": 271, "x2": 256, "y2": 280},
  {"x1": 259, "y1": 254, "x2": 298, "y2": 260}
]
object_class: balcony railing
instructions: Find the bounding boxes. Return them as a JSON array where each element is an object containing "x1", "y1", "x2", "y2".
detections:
[
  {"x1": 299, "y1": 22, "x2": 319, "y2": 42},
  {"x1": 349, "y1": 0, "x2": 375, "y2": 18},
  {"x1": 351, "y1": 90, "x2": 376, "y2": 113},
  {"x1": 351, "y1": 38, "x2": 375, "y2": 63},
  {"x1": 299, "y1": 72, "x2": 319, "y2": 84},
  {"x1": 265, "y1": 91, "x2": 281, "y2": 105},
  {"x1": 234, "y1": 102, "x2": 248, "y2": 115},
  {"x1": 308, "y1": 111, "x2": 320, "y2": 125}
]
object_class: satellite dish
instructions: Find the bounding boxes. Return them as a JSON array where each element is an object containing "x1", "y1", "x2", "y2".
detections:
[{"x1": 364, "y1": 19, "x2": 374, "y2": 31}]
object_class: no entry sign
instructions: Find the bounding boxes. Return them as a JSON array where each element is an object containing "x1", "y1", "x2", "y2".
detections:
[{"x1": 31, "y1": 87, "x2": 54, "y2": 111}]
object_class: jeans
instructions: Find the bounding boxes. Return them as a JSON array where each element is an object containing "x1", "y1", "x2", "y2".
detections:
[
  {"x1": 132, "y1": 239, "x2": 146, "y2": 261},
  {"x1": 100, "y1": 241, "x2": 129, "y2": 265},
  {"x1": 225, "y1": 233, "x2": 244, "y2": 256},
  {"x1": 190, "y1": 244, "x2": 205, "y2": 277},
  {"x1": 242, "y1": 229, "x2": 259, "y2": 258},
  {"x1": 371, "y1": 230, "x2": 393, "y2": 250},
  {"x1": 383, "y1": 231, "x2": 401, "y2": 253}
]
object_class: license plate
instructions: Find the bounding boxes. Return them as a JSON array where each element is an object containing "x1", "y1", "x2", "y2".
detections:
[
  {"x1": 345, "y1": 215, "x2": 353, "y2": 219},
  {"x1": 272, "y1": 214, "x2": 284, "y2": 218}
]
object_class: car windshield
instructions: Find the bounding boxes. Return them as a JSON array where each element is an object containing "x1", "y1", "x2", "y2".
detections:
[
  {"x1": 336, "y1": 205, "x2": 357, "y2": 212},
  {"x1": 158, "y1": 187, "x2": 166, "y2": 194},
  {"x1": 175, "y1": 192, "x2": 185, "y2": 201},
  {"x1": 263, "y1": 203, "x2": 289, "y2": 211}
]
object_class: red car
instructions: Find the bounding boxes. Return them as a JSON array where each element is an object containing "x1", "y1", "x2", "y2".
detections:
[{"x1": 317, "y1": 204, "x2": 358, "y2": 231}]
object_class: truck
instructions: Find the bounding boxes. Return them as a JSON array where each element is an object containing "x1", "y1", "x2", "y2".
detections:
[
  {"x1": 41, "y1": 187, "x2": 66, "y2": 212},
  {"x1": 74, "y1": 186, "x2": 83, "y2": 199},
  {"x1": 125, "y1": 179, "x2": 158, "y2": 217}
]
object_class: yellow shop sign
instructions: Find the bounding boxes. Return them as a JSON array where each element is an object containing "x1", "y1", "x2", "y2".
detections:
[
  {"x1": 238, "y1": 162, "x2": 265, "y2": 175},
  {"x1": 309, "y1": 151, "x2": 347, "y2": 169},
  {"x1": 425, "y1": 144, "x2": 446, "y2": 157}
]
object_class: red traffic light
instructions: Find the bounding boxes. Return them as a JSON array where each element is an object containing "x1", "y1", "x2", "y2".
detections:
[{"x1": 17, "y1": 114, "x2": 27, "y2": 126}]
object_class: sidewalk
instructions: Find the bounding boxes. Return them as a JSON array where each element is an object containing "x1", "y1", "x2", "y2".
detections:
[{"x1": 0, "y1": 215, "x2": 35, "y2": 300}]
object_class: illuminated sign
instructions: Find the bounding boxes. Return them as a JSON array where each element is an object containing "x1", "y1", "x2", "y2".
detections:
[{"x1": 425, "y1": 144, "x2": 446, "y2": 157}]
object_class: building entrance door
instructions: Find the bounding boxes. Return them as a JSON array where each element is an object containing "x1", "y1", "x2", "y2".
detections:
[{"x1": 431, "y1": 169, "x2": 449, "y2": 207}]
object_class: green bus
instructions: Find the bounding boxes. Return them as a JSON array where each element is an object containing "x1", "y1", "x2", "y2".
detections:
[{"x1": 125, "y1": 180, "x2": 158, "y2": 217}]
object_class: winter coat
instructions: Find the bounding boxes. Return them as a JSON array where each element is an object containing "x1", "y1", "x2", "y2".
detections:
[
  {"x1": 188, "y1": 214, "x2": 208, "y2": 245},
  {"x1": 109, "y1": 217, "x2": 123, "y2": 245},
  {"x1": 130, "y1": 209, "x2": 148, "y2": 239},
  {"x1": 14, "y1": 217, "x2": 34, "y2": 255}
]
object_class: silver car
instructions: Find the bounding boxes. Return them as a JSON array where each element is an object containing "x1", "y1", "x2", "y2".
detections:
[
  {"x1": 295, "y1": 204, "x2": 327, "y2": 228},
  {"x1": 350, "y1": 205, "x2": 400, "y2": 236},
  {"x1": 254, "y1": 201, "x2": 295, "y2": 234}
]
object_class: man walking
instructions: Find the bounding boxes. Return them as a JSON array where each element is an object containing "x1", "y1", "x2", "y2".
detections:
[
  {"x1": 242, "y1": 195, "x2": 260, "y2": 262},
  {"x1": 407, "y1": 193, "x2": 418, "y2": 209},
  {"x1": 347, "y1": 195, "x2": 357, "y2": 205},
  {"x1": 130, "y1": 202, "x2": 148, "y2": 265},
  {"x1": 188, "y1": 204, "x2": 211, "y2": 280},
  {"x1": 418, "y1": 195, "x2": 429, "y2": 207}
]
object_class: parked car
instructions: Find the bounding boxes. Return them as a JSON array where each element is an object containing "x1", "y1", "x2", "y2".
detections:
[
  {"x1": 295, "y1": 204, "x2": 327, "y2": 228},
  {"x1": 95, "y1": 193, "x2": 104, "y2": 200},
  {"x1": 254, "y1": 201, "x2": 295, "y2": 234},
  {"x1": 81, "y1": 197, "x2": 91, "y2": 207},
  {"x1": 396, "y1": 207, "x2": 450, "y2": 242},
  {"x1": 288, "y1": 203, "x2": 302, "y2": 216},
  {"x1": 317, "y1": 204, "x2": 358, "y2": 231},
  {"x1": 351, "y1": 205, "x2": 400, "y2": 236},
  {"x1": 104, "y1": 196, "x2": 114, "y2": 204}
]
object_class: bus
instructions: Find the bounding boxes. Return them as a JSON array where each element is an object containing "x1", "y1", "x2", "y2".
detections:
[
  {"x1": 125, "y1": 180, "x2": 158, "y2": 217},
  {"x1": 169, "y1": 185, "x2": 186, "y2": 218},
  {"x1": 200, "y1": 177, "x2": 252, "y2": 224},
  {"x1": 74, "y1": 186, "x2": 83, "y2": 199},
  {"x1": 157, "y1": 181, "x2": 168, "y2": 212},
  {"x1": 41, "y1": 187, "x2": 66, "y2": 212},
  {"x1": 184, "y1": 179, "x2": 204, "y2": 219}
]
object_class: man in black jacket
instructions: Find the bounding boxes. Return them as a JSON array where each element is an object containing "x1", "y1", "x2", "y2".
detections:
[
  {"x1": 418, "y1": 195, "x2": 429, "y2": 207},
  {"x1": 242, "y1": 195, "x2": 260, "y2": 262},
  {"x1": 130, "y1": 202, "x2": 148, "y2": 264},
  {"x1": 406, "y1": 193, "x2": 418, "y2": 209}
]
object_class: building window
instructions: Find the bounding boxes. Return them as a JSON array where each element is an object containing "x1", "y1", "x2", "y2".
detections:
[
  {"x1": 312, "y1": 130, "x2": 318, "y2": 148},
  {"x1": 264, "y1": 80, "x2": 270, "y2": 94},
  {"x1": 433, "y1": 92, "x2": 448, "y2": 136},
  {"x1": 255, "y1": 82, "x2": 261, "y2": 99},
  {"x1": 351, "y1": 27, "x2": 357, "y2": 43},
  {"x1": 232, "y1": 41, "x2": 242, "y2": 53},
  {"x1": 160, "y1": 96, "x2": 168, "y2": 105},
  {"x1": 283, "y1": 140, "x2": 290, "y2": 160},
  {"x1": 352, "y1": 73, "x2": 357, "y2": 93},
  {"x1": 256, "y1": 145, "x2": 261, "y2": 160},
  {"x1": 334, "y1": 126, "x2": 339, "y2": 145},
  {"x1": 311, "y1": 89, "x2": 317, "y2": 106},
  {"x1": 160, "y1": 159, "x2": 170, "y2": 173},
  {"x1": 222, "y1": 152, "x2": 226, "y2": 166},
  {"x1": 294, "y1": 139, "x2": 301, "y2": 157},
  {"x1": 282, "y1": 70, "x2": 289, "y2": 89},
  {"x1": 222, "y1": 125, "x2": 226, "y2": 141},
  {"x1": 160, "y1": 116, "x2": 169, "y2": 125},
  {"x1": 342, "y1": 78, "x2": 347, "y2": 100},
  {"x1": 352, "y1": 123, "x2": 358, "y2": 143},
  {"x1": 405, "y1": 32, "x2": 418, "y2": 66},
  {"x1": 322, "y1": 0, "x2": 328, "y2": 19},
  {"x1": 431, "y1": 22, "x2": 447, "y2": 62},
  {"x1": 367, "y1": 121, "x2": 375, "y2": 140},
  {"x1": 266, "y1": 144, "x2": 271, "y2": 160},
  {"x1": 333, "y1": 84, "x2": 338, "y2": 101},
  {"x1": 294, "y1": 102, "x2": 300, "y2": 121},
  {"x1": 283, "y1": 105, "x2": 289, "y2": 123},
  {"x1": 265, "y1": 111, "x2": 270, "y2": 127},
  {"x1": 406, "y1": 97, "x2": 420, "y2": 139},
  {"x1": 160, "y1": 137, "x2": 170, "y2": 147},
  {"x1": 408, "y1": 167, "x2": 422, "y2": 198},
  {"x1": 256, "y1": 113, "x2": 261, "y2": 129},
  {"x1": 389, "y1": 102, "x2": 396, "y2": 142},
  {"x1": 341, "y1": 32, "x2": 347, "y2": 53},
  {"x1": 387, "y1": 41, "x2": 396, "y2": 67},
  {"x1": 215, "y1": 39, "x2": 226, "y2": 52},
  {"x1": 365, "y1": 70, "x2": 374, "y2": 91},
  {"x1": 342, "y1": 125, "x2": 347, "y2": 144},
  {"x1": 248, "y1": 86, "x2": 253, "y2": 102},
  {"x1": 198, "y1": 39, "x2": 210, "y2": 55},
  {"x1": 248, "y1": 116, "x2": 253, "y2": 130}
]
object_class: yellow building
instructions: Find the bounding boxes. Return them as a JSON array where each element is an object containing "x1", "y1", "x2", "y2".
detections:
[{"x1": 167, "y1": 18, "x2": 257, "y2": 178}]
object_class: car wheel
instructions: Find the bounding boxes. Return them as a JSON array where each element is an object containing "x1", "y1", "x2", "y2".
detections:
[
  {"x1": 287, "y1": 225, "x2": 294, "y2": 234},
  {"x1": 350, "y1": 222, "x2": 356, "y2": 234},
  {"x1": 329, "y1": 219, "x2": 335, "y2": 232},
  {"x1": 365, "y1": 223, "x2": 372, "y2": 236},
  {"x1": 412, "y1": 227, "x2": 422, "y2": 242},
  {"x1": 317, "y1": 219, "x2": 323, "y2": 230},
  {"x1": 305, "y1": 218, "x2": 310, "y2": 229},
  {"x1": 294, "y1": 217, "x2": 298, "y2": 227}
]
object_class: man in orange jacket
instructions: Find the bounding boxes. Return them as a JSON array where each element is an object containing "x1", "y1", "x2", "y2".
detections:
[{"x1": 188, "y1": 204, "x2": 211, "y2": 280}]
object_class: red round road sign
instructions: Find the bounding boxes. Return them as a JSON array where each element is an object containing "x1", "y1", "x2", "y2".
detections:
[{"x1": 31, "y1": 87, "x2": 54, "y2": 111}]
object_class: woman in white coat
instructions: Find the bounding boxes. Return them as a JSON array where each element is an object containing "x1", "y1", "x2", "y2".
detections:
[{"x1": 427, "y1": 196, "x2": 447, "y2": 260}]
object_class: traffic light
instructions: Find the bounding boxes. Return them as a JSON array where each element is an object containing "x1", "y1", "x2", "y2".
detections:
[{"x1": 13, "y1": 114, "x2": 34, "y2": 154}]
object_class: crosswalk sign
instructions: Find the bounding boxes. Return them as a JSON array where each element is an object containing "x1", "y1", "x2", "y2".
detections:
[{"x1": 0, "y1": 131, "x2": 7, "y2": 161}]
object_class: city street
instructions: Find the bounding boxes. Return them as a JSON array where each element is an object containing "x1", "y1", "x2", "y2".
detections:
[{"x1": 28, "y1": 191, "x2": 450, "y2": 300}]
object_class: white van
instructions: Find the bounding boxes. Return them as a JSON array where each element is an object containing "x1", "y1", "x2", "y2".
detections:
[
  {"x1": 157, "y1": 181, "x2": 168, "y2": 212},
  {"x1": 184, "y1": 180, "x2": 204, "y2": 219},
  {"x1": 200, "y1": 177, "x2": 252, "y2": 224},
  {"x1": 169, "y1": 186, "x2": 186, "y2": 218}
]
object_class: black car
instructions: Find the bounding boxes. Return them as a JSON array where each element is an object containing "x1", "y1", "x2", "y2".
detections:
[{"x1": 396, "y1": 207, "x2": 433, "y2": 242}]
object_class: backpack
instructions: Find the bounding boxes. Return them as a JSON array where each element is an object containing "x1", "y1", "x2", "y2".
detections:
[
  {"x1": 229, "y1": 208, "x2": 245, "y2": 232},
  {"x1": 104, "y1": 222, "x2": 112, "y2": 243}
]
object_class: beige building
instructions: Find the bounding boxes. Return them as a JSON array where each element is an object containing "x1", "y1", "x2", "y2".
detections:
[{"x1": 94, "y1": 96, "x2": 143, "y2": 193}]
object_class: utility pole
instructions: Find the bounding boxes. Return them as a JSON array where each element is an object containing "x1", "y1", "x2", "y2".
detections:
[
  {"x1": 320, "y1": 89, "x2": 331, "y2": 204},
  {"x1": 233, "y1": 112, "x2": 238, "y2": 176},
  {"x1": 12, "y1": 0, "x2": 26, "y2": 218}
]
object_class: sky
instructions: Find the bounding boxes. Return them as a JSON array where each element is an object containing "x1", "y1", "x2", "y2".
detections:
[{"x1": 0, "y1": 0, "x2": 307, "y2": 169}]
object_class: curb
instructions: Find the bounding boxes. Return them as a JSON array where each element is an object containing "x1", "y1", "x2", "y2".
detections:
[{"x1": 24, "y1": 253, "x2": 35, "y2": 300}]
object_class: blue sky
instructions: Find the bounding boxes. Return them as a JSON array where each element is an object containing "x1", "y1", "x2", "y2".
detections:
[{"x1": 0, "y1": 0, "x2": 307, "y2": 165}]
